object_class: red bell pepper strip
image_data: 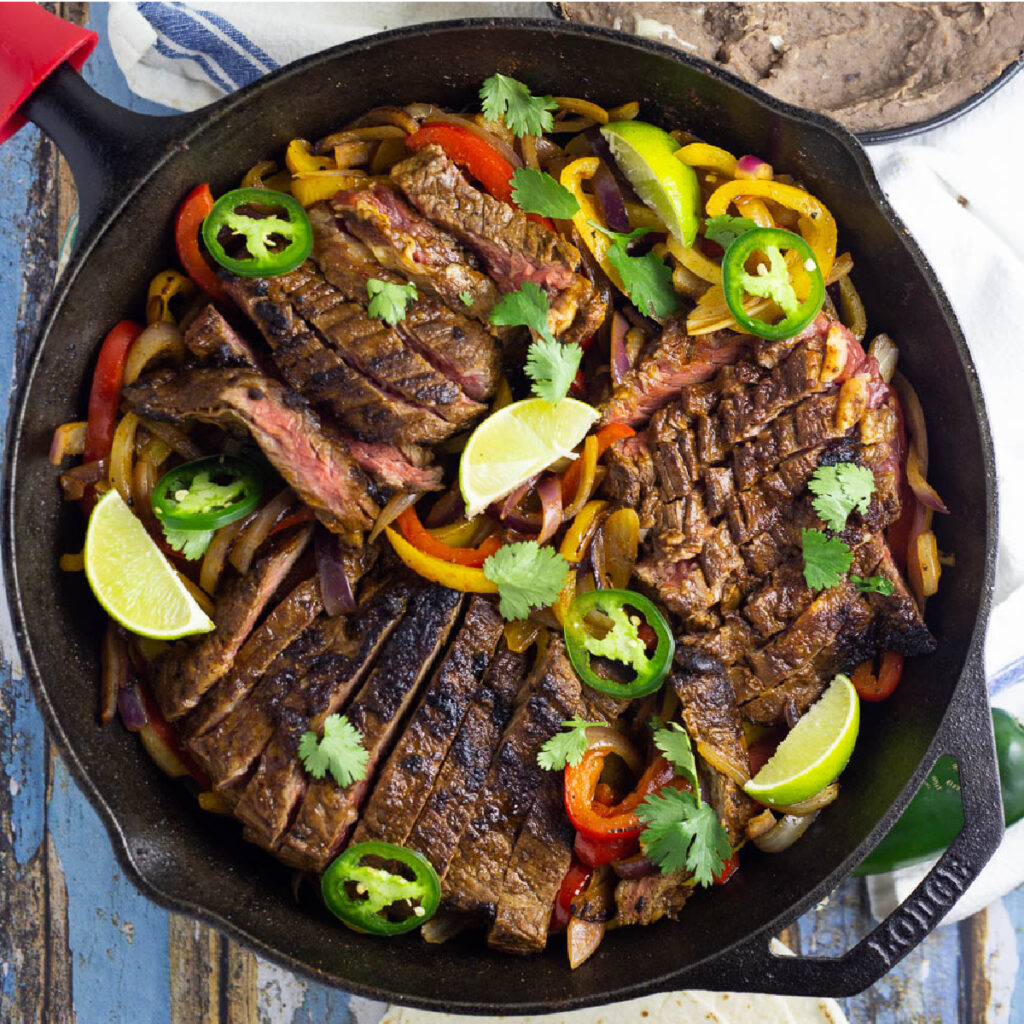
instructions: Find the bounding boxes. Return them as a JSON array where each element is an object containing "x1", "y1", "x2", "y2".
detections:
[
  {"x1": 713, "y1": 851, "x2": 740, "y2": 885},
  {"x1": 396, "y1": 505, "x2": 501, "y2": 567},
  {"x1": 574, "y1": 830, "x2": 638, "y2": 868},
  {"x1": 851, "y1": 651, "x2": 904, "y2": 702},
  {"x1": 560, "y1": 422, "x2": 635, "y2": 503},
  {"x1": 268, "y1": 507, "x2": 317, "y2": 537},
  {"x1": 83, "y1": 320, "x2": 143, "y2": 465},
  {"x1": 549, "y1": 859, "x2": 592, "y2": 932},
  {"x1": 405, "y1": 123, "x2": 553, "y2": 230},
  {"x1": 175, "y1": 184, "x2": 226, "y2": 301},
  {"x1": 565, "y1": 751, "x2": 679, "y2": 842}
]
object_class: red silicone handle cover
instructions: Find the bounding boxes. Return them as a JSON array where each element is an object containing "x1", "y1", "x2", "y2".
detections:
[{"x1": 0, "y1": 2, "x2": 97, "y2": 143}]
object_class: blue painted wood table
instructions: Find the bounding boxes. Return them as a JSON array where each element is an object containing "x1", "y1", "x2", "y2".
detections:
[{"x1": 1, "y1": 5, "x2": 1023, "y2": 1022}]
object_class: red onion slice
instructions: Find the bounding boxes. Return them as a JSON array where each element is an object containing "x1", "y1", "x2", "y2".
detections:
[
  {"x1": 610, "y1": 312, "x2": 632, "y2": 385},
  {"x1": 736, "y1": 154, "x2": 773, "y2": 180},
  {"x1": 117, "y1": 685, "x2": 149, "y2": 732},
  {"x1": 535, "y1": 475, "x2": 564, "y2": 545},
  {"x1": 592, "y1": 161, "x2": 630, "y2": 233},
  {"x1": 315, "y1": 528, "x2": 356, "y2": 616}
]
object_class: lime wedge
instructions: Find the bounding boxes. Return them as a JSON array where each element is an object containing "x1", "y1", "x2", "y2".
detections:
[
  {"x1": 743, "y1": 675, "x2": 860, "y2": 807},
  {"x1": 84, "y1": 489, "x2": 215, "y2": 640},
  {"x1": 459, "y1": 398, "x2": 599, "y2": 518},
  {"x1": 601, "y1": 120, "x2": 701, "y2": 246}
]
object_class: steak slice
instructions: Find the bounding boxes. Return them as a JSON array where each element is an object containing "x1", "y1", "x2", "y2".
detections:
[
  {"x1": 601, "y1": 320, "x2": 747, "y2": 428},
  {"x1": 442, "y1": 638, "x2": 595, "y2": 921},
  {"x1": 183, "y1": 304, "x2": 263, "y2": 369},
  {"x1": 123, "y1": 370, "x2": 378, "y2": 540},
  {"x1": 310, "y1": 203, "x2": 502, "y2": 400},
  {"x1": 391, "y1": 145, "x2": 598, "y2": 338},
  {"x1": 275, "y1": 258, "x2": 485, "y2": 427},
  {"x1": 149, "y1": 526, "x2": 312, "y2": 721},
  {"x1": 277, "y1": 584, "x2": 463, "y2": 871},
  {"x1": 614, "y1": 873, "x2": 691, "y2": 926},
  {"x1": 222, "y1": 272, "x2": 453, "y2": 446},
  {"x1": 671, "y1": 650, "x2": 758, "y2": 845},
  {"x1": 340, "y1": 435, "x2": 442, "y2": 492},
  {"x1": 352, "y1": 596, "x2": 503, "y2": 847},
  {"x1": 234, "y1": 580, "x2": 411, "y2": 852},
  {"x1": 329, "y1": 184, "x2": 503, "y2": 330},
  {"x1": 406, "y1": 642, "x2": 529, "y2": 879},
  {"x1": 183, "y1": 576, "x2": 324, "y2": 778},
  {"x1": 487, "y1": 767, "x2": 573, "y2": 954}
]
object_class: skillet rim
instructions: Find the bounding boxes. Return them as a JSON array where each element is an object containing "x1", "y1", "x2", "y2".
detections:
[{"x1": 2, "y1": 16, "x2": 998, "y2": 1011}]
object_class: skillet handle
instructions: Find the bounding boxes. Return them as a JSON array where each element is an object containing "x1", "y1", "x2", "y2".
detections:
[
  {"x1": 702, "y1": 651, "x2": 1003, "y2": 996},
  {"x1": 2, "y1": 5, "x2": 203, "y2": 244}
]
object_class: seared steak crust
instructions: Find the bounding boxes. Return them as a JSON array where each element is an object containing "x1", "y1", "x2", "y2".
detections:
[
  {"x1": 184, "y1": 304, "x2": 262, "y2": 369},
  {"x1": 352, "y1": 595, "x2": 504, "y2": 846},
  {"x1": 277, "y1": 583, "x2": 463, "y2": 871},
  {"x1": 149, "y1": 526, "x2": 312, "y2": 721},
  {"x1": 123, "y1": 370, "x2": 378, "y2": 539}
]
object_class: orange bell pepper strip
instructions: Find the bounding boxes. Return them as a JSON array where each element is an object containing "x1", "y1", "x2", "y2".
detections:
[
  {"x1": 851, "y1": 651, "x2": 905, "y2": 702},
  {"x1": 396, "y1": 506, "x2": 501, "y2": 567},
  {"x1": 174, "y1": 183, "x2": 226, "y2": 301},
  {"x1": 560, "y1": 423, "x2": 635, "y2": 503},
  {"x1": 385, "y1": 527, "x2": 498, "y2": 594}
]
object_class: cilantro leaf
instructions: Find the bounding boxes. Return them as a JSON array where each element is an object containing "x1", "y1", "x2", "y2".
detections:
[
  {"x1": 704, "y1": 214, "x2": 757, "y2": 249},
  {"x1": 652, "y1": 722, "x2": 698, "y2": 792},
  {"x1": 636, "y1": 787, "x2": 732, "y2": 887},
  {"x1": 808, "y1": 462, "x2": 875, "y2": 533},
  {"x1": 479, "y1": 73, "x2": 557, "y2": 137},
  {"x1": 851, "y1": 574, "x2": 895, "y2": 596},
  {"x1": 590, "y1": 221, "x2": 679, "y2": 319},
  {"x1": 524, "y1": 335, "x2": 583, "y2": 404},
  {"x1": 366, "y1": 278, "x2": 418, "y2": 326},
  {"x1": 162, "y1": 525, "x2": 214, "y2": 561},
  {"x1": 297, "y1": 713, "x2": 369, "y2": 787},
  {"x1": 489, "y1": 281, "x2": 555, "y2": 344},
  {"x1": 801, "y1": 528, "x2": 854, "y2": 591},
  {"x1": 459, "y1": 291, "x2": 475, "y2": 307},
  {"x1": 510, "y1": 167, "x2": 581, "y2": 219},
  {"x1": 736, "y1": 243, "x2": 799, "y2": 316},
  {"x1": 483, "y1": 541, "x2": 571, "y2": 620},
  {"x1": 537, "y1": 716, "x2": 604, "y2": 771},
  {"x1": 582, "y1": 602, "x2": 650, "y2": 674}
]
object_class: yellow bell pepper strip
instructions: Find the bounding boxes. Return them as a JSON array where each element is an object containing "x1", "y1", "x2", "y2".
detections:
[
  {"x1": 146, "y1": 270, "x2": 196, "y2": 325},
  {"x1": 385, "y1": 527, "x2": 498, "y2": 594},
  {"x1": 624, "y1": 201, "x2": 664, "y2": 231},
  {"x1": 429, "y1": 517, "x2": 485, "y2": 548},
  {"x1": 553, "y1": 499, "x2": 608, "y2": 624},
  {"x1": 675, "y1": 142, "x2": 737, "y2": 178},
  {"x1": 284, "y1": 138, "x2": 335, "y2": 174},
  {"x1": 290, "y1": 171, "x2": 370, "y2": 208},
  {"x1": 561, "y1": 157, "x2": 627, "y2": 294},
  {"x1": 666, "y1": 236, "x2": 722, "y2": 285},
  {"x1": 705, "y1": 179, "x2": 837, "y2": 278}
]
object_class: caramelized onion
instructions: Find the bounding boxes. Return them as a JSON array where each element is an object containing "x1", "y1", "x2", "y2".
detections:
[
  {"x1": 536, "y1": 475, "x2": 564, "y2": 545},
  {"x1": 610, "y1": 312, "x2": 632, "y2": 384},
  {"x1": 230, "y1": 489, "x2": 295, "y2": 574},
  {"x1": 753, "y1": 811, "x2": 819, "y2": 853},
  {"x1": 49, "y1": 421, "x2": 87, "y2": 465},
  {"x1": 368, "y1": 491, "x2": 420, "y2": 544},
  {"x1": 697, "y1": 740, "x2": 751, "y2": 787},
  {"x1": 99, "y1": 622, "x2": 129, "y2": 725},
  {"x1": 567, "y1": 918, "x2": 605, "y2": 970},
  {"x1": 867, "y1": 333, "x2": 898, "y2": 384},
  {"x1": 315, "y1": 528, "x2": 356, "y2": 616},
  {"x1": 892, "y1": 372, "x2": 949, "y2": 514},
  {"x1": 123, "y1": 321, "x2": 185, "y2": 386},
  {"x1": 769, "y1": 783, "x2": 839, "y2": 816},
  {"x1": 137, "y1": 417, "x2": 201, "y2": 461},
  {"x1": 200, "y1": 516, "x2": 250, "y2": 596},
  {"x1": 582, "y1": 726, "x2": 644, "y2": 775},
  {"x1": 60, "y1": 459, "x2": 107, "y2": 501},
  {"x1": 593, "y1": 507, "x2": 639, "y2": 590},
  {"x1": 612, "y1": 853, "x2": 655, "y2": 879}
]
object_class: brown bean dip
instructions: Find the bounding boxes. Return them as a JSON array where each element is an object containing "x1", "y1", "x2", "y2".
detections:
[{"x1": 557, "y1": 2, "x2": 1024, "y2": 134}]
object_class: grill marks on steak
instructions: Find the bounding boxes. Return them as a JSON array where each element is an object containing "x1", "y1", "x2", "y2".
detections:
[
  {"x1": 223, "y1": 270, "x2": 455, "y2": 446},
  {"x1": 183, "y1": 304, "x2": 263, "y2": 370},
  {"x1": 406, "y1": 642, "x2": 529, "y2": 879},
  {"x1": 309, "y1": 203, "x2": 502, "y2": 401},
  {"x1": 149, "y1": 526, "x2": 313, "y2": 721},
  {"x1": 391, "y1": 145, "x2": 600, "y2": 340},
  {"x1": 122, "y1": 370, "x2": 378, "y2": 540},
  {"x1": 277, "y1": 583, "x2": 463, "y2": 871},
  {"x1": 611, "y1": 316, "x2": 934, "y2": 723},
  {"x1": 351, "y1": 596, "x2": 504, "y2": 847},
  {"x1": 234, "y1": 580, "x2": 412, "y2": 852}
]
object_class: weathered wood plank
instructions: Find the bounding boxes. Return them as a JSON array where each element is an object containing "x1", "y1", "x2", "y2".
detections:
[{"x1": 169, "y1": 916, "x2": 222, "y2": 1024}]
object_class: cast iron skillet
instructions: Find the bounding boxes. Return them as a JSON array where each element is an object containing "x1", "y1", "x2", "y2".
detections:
[{"x1": 1, "y1": 14, "x2": 1004, "y2": 1014}]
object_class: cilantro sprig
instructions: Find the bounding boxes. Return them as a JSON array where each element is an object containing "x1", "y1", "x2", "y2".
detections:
[
  {"x1": 589, "y1": 221, "x2": 679, "y2": 319},
  {"x1": 298, "y1": 714, "x2": 369, "y2": 787},
  {"x1": 483, "y1": 541, "x2": 571, "y2": 620},
  {"x1": 637, "y1": 787, "x2": 732, "y2": 887},
  {"x1": 479, "y1": 74, "x2": 558, "y2": 137},
  {"x1": 366, "y1": 278, "x2": 418, "y2": 326},
  {"x1": 801, "y1": 528, "x2": 855, "y2": 591},
  {"x1": 537, "y1": 716, "x2": 604, "y2": 771},
  {"x1": 162, "y1": 526, "x2": 214, "y2": 561},
  {"x1": 510, "y1": 167, "x2": 580, "y2": 219},
  {"x1": 851, "y1": 574, "x2": 895, "y2": 596},
  {"x1": 490, "y1": 281, "x2": 555, "y2": 343},
  {"x1": 651, "y1": 721, "x2": 698, "y2": 792},
  {"x1": 808, "y1": 462, "x2": 875, "y2": 533},
  {"x1": 703, "y1": 214, "x2": 757, "y2": 249}
]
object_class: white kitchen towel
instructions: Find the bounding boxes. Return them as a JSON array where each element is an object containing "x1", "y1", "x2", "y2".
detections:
[{"x1": 107, "y1": 0, "x2": 1024, "y2": 930}]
